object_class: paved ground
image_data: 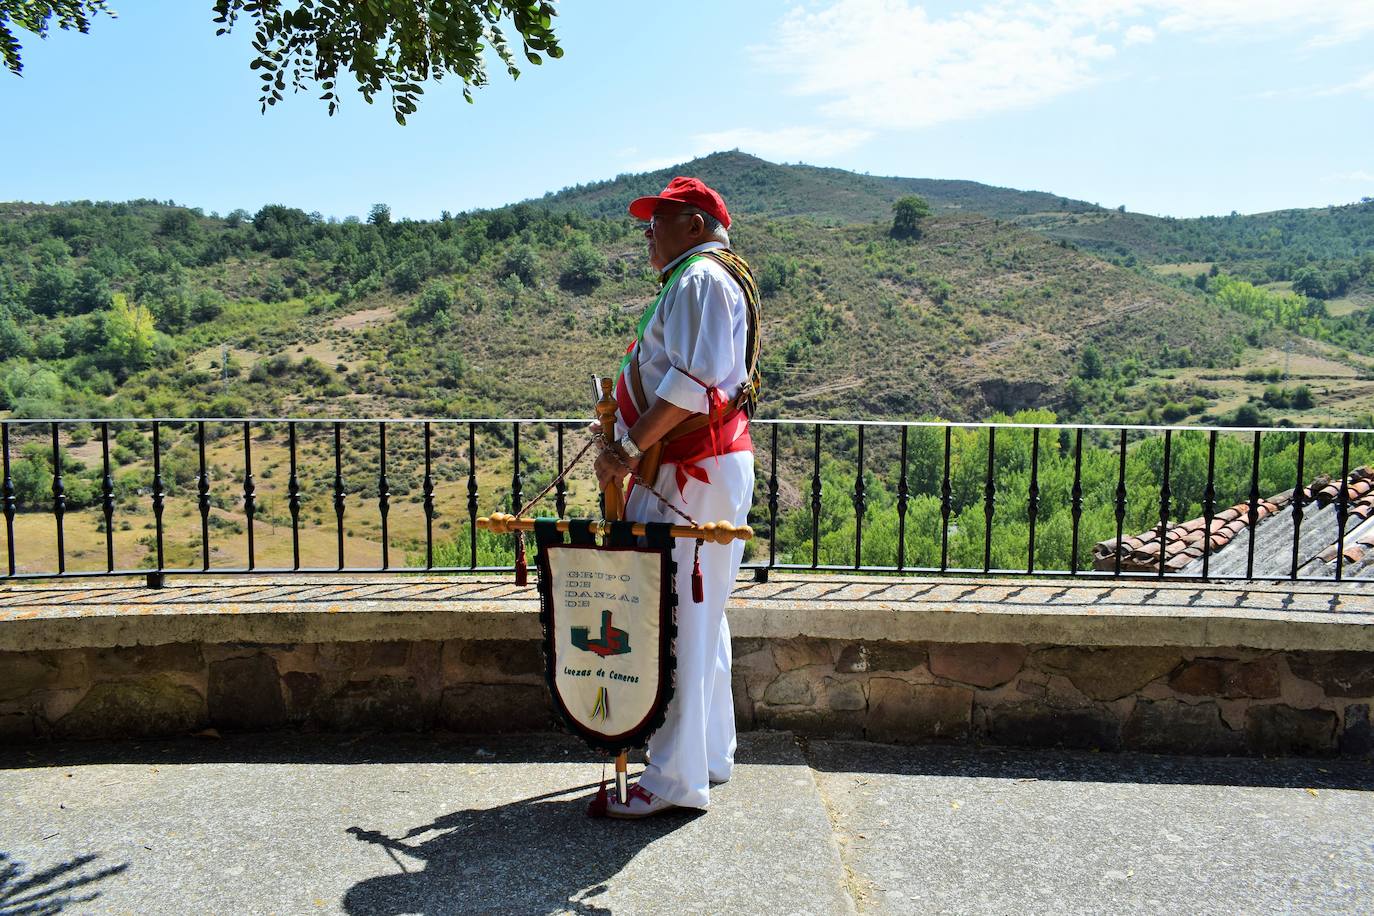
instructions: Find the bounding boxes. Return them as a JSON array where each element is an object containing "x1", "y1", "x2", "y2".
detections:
[{"x1": 2, "y1": 732, "x2": 1371, "y2": 916}]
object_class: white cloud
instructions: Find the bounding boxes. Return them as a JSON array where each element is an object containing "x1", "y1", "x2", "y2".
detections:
[
  {"x1": 1258, "y1": 68, "x2": 1374, "y2": 101},
  {"x1": 758, "y1": 0, "x2": 1117, "y2": 130},
  {"x1": 1315, "y1": 70, "x2": 1374, "y2": 97},
  {"x1": 1123, "y1": 24, "x2": 1155, "y2": 45},
  {"x1": 754, "y1": 1, "x2": 1374, "y2": 131},
  {"x1": 1327, "y1": 170, "x2": 1374, "y2": 183}
]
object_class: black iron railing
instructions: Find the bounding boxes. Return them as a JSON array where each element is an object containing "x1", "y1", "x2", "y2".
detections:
[{"x1": 3, "y1": 416, "x2": 1374, "y2": 586}]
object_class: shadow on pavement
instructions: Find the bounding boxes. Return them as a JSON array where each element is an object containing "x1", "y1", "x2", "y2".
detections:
[
  {"x1": 805, "y1": 739, "x2": 1374, "y2": 792},
  {"x1": 0, "y1": 851, "x2": 128, "y2": 916},
  {"x1": 0, "y1": 730, "x2": 802, "y2": 770},
  {"x1": 342, "y1": 785, "x2": 700, "y2": 915}
]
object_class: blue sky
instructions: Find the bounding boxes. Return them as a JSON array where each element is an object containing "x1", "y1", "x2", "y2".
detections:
[{"x1": 2, "y1": 0, "x2": 1371, "y2": 220}]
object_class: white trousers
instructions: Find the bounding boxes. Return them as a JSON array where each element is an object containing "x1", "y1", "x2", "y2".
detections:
[{"x1": 626, "y1": 450, "x2": 753, "y2": 809}]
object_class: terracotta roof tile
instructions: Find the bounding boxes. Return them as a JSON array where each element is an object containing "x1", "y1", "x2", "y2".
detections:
[{"x1": 1092, "y1": 468, "x2": 1374, "y2": 577}]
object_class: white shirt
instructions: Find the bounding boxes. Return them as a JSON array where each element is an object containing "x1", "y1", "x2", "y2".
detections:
[{"x1": 621, "y1": 241, "x2": 749, "y2": 426}]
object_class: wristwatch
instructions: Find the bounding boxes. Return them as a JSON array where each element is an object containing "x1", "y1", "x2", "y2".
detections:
[{"x1": 617, "y1": 432, "x2": 644, "y2": 461}]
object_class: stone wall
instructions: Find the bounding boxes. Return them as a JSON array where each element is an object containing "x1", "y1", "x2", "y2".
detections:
[
  {"x1": 737, "y1": 638, "x2": 1373, "y2": 758},
  {"x1": 3, "y1": 637, "x2": 1371, "y2": 757},
  {"x1": 0, "y1": 639, "x2": 553, "y2": 742}
]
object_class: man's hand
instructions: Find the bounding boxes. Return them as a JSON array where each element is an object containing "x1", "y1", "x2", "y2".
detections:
[{"x1": 594, "y1": 447, "x2": 638, "y2": 491}]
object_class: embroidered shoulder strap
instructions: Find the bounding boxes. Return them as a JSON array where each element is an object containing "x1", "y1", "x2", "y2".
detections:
[{"x1": 698, "y1": 248, "x2": 763, "y2": 418}]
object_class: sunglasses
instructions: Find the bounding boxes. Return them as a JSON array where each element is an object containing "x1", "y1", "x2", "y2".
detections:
[{"x1": 647, "y1": 210, "x2": 696, "y2": 231}]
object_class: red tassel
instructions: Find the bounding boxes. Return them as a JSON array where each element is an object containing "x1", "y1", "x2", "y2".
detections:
[
  {"x1": 586, "y1": 764, "x2": 610, "y2": 817},
  {"x1": 691, "y1": 540, "x2": 704, "y2": 603},
  {"x1": 514, "y1": 532, "x2": 528, "y2": 587}
]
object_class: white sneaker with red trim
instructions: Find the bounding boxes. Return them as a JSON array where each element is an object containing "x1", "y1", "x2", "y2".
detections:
[{"x1": 605, "y1": 783, "x2": 678, "y2": 819}]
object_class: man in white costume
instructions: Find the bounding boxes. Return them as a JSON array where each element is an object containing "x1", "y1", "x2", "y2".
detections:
[{"x1": 593, "y1": 177, "x2": 760, "y2": 818}]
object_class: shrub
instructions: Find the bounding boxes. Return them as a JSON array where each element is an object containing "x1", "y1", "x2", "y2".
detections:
[
  {"x1": 559, "y1": 242, "x2": 606, "y2": 291},
  {"x1": 504, "y1": 244, "x2": 541, "y2": 286},
  {"x1": 891, "y1": 196, "x2": 931, "y2": 239}
]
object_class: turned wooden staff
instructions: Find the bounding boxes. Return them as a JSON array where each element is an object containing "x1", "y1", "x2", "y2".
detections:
[
  {"x1": 476, "y1": 378, "x2": 754, "y2": 810},
  {"x1": 596, "y1": 376, "x2": 634, "y2": 805},
  {"x1": 480, "y1": 513, "x2": 753, "y2": 544}
]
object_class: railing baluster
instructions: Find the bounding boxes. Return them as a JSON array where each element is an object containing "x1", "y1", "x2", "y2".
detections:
[
  {"x1": 896, "y1": 426, "x2": 909, "y2": 572},
  {"x1": 1027, "y1": 428, "x2": 1040, "y2": 574},
  {"x1": 50, "y1": 422, "x2": 65, "y2": 575},
  {"x1": 939, "y1": 425, "x2": 952, "y2": 572},
  {"x1": 510, "y1": 423, "x2": 523, "y2": 518},
  {"x1": 423, "y1": 422, "x2": 435, "y2": 570},
  {"x1": 1290, "y1": 431, "x2": 1306, "y2": 581},
  {"x1": 467, "y1": 422, "x2": 479, "y2": 569},
  {"x1": 1114, "y1": 429, "x2": 1128, "y2": 578},
  {"x1": 1246, "y1": 431, "x2": 1261, "y2": 580},
  {"x1": 288, "y1": 422, "x2": 301, "y2": 571},
  {"x1": 102, "y1": 422, "x2": 115, "y2": 573},
  {"x1": 759, "y1": 423, "x2": 778, "y2": 583},
  {"x1": 555, "y1": 423, "x2": 567, "y2": 519},
  {"x1": 1202, "y1": 430, "x2": 1217, "y2": 581},
  {"x1": 242, "y1": 421, "x2": 256, "y2": 571},
  {"x1": 378, "y1": 422, "x2": 390, "y2": 569},
  {"x1": 333, "y1": 422, "x2": 346, "y2": 570},
  {"x1": 150, "y1": 421, "x2": 165, "y2": 584},
  {"x1": 1069, "y1": 428, "x2": 1083, "y2": 575},
  {"x1": 852, "y1": 426, "x2": 865, "y2": 569},
  {"x1": 196, "y1": 421, "x2": 211, "y2": 571},
  {"x1": 1157, "y1": 429, "x2": 1173, "y2": 579},
  {"x1": 982, "y1": 427, "x2": 996, "y2": 573},
  {"x1": 1336, "y1": 431, "x2": 1351, "y2": 582},
  {"x1": 810, "y1": 423, "x2": 822, "y2": 569},
  {"x1": 2, "y1": 422, "x2": 15, "y2": 576}
]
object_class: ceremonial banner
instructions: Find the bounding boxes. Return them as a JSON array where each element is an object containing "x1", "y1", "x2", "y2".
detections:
[{"x1": 536, "y1": 536, "x2": 677, "y2": 752}]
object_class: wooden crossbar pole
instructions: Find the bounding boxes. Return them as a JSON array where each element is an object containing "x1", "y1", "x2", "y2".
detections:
[{"x1": 477, "y1": 513, "x2": 754, "y2": 544}]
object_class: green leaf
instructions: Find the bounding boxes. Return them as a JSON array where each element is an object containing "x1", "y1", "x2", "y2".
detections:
[{"x1": 524, "y1": 50, "x2": 541, "y2": 65}]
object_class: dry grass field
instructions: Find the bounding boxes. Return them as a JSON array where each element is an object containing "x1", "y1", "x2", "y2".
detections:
[
  {"x1": 1327, "y1": 291, "x2": 1374, "y2": 317},
  {"x1": 1, "y1": 420, "x2": 607, "y2": 577},
  {"x1": 1148, "y1": 261, "x2": 1214, "y2": 278},
  {"x1": 1136, "y1": 344, "x2": 1374, "y2": 425}
]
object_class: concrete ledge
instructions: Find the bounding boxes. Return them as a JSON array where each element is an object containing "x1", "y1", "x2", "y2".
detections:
[
  {"x1": 3, "y1": 575, "x2": 1372, "y2": 756},
  {"x1": 3, "y1": 575, "x2": 1374, "y2": 653}
]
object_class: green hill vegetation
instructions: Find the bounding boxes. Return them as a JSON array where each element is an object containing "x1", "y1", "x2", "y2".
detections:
[
  {"x1": 0, "y1": 192, "x2": 1253, "y2": 425},
  {"x1": 2, "y1": 154, "x2": 1373, "y2": 576},
  {"x1": 538, "y1": 151, "x2": 1102, "y2": 225}
]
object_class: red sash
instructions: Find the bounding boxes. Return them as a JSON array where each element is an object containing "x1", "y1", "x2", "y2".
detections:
[{"x1": 615, "y1": 371, "x2": 752, "y2": 498}]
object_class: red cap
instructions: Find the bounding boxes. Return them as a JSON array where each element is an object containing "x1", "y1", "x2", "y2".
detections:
[{"x1": 628, "y1": 177, "x2": 731, "y2": 229}]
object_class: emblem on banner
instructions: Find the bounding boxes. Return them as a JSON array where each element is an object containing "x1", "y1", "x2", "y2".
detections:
[{"x1": 572, "y1": 610, "x2": 631, "y2": 657}]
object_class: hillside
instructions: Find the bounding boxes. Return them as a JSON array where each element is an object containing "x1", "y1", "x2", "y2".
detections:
[
  {"x1": 1019, "y1": 199, "x2": 1374, "y2": 266},
  {"x1": 538, "y1": 151, "x2": 1102, "y2": 225},
  {"x1": 540, "y1": 152, "x2": 1374, "y2": 292},
  {"x1": 0, "y1": 196, "x2": 1255, "y2": 427},
  {"x1": 7, "y1": 152, "x2": 1374, "y2": 433}
]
